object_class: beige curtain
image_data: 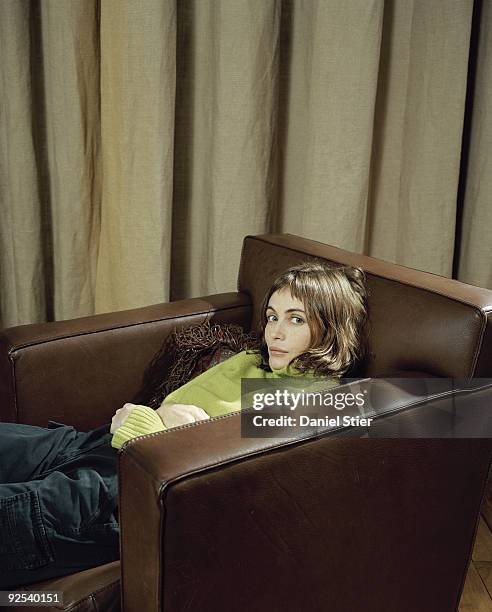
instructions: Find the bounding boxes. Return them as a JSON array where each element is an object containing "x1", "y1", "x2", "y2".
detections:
[
  {"x1": 96, "y1": 1, "x2": 176, "y2": 312},
  {"x1": 458, "y1": 0, "x2": 492, "y2": 288},
  {"x1": 1, "y1": 0, "x2": 490, "y2": 328}
]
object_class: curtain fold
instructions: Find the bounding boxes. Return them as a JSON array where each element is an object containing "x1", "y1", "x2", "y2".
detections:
[
  {"x1": 96, "y1": 0, "x2": 176, "y2": 313},
  {"x1": 1, "y1": 1, "x2": 46, "y2": 327},
  {"x1": 458, "y1": 0, "x2": 492, "y2": 289},
  {"x1": 0, "y1": 0, "x2": 490, "y2": 328},
  {"x1": 41, "y1": 0, "x2": 101, "y2": 320},
  {"x1": 368, "y1": 0, "x2": 473, "y2": 277},
  {"x1": 171, "y1": 0, "x2": 281, "y2": 299},
  {"x1": 279, "y1": 0, "x2": 384, "y2": 253}
]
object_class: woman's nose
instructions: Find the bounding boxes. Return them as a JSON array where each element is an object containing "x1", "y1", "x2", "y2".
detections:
[{"x1": 273, "y1": 322, "x2": 286, "y2": 339}]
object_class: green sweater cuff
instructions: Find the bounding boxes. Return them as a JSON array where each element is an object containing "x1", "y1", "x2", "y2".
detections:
[{"x1": 111, "y1": 405, "x2": 167, "y2": 450}]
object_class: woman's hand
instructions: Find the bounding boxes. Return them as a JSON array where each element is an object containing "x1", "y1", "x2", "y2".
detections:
[
  {"x1": 156, "y1": 403, "x2": 210, "y2": 429},
  {"x1": 110, "y1": 403, "x2": 139, "y2": 434}
]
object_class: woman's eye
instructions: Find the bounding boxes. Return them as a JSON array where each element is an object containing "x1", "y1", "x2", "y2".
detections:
[
  {"x1": 266, "y1": 314, "x2": 277, "y2": 322},
  {"x1": 292, "y1": 316, "x2": 305, "y2": 324}
]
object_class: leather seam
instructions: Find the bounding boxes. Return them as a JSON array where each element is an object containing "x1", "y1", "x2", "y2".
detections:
[
  {"x1": 453, "y1": 454, "x2": 492, "y2": 612},
  {"x1": 470, "y1": 313, "x2": 490, "y2": 377},
  {"x1": 30, "y1": 578, "x2": 120, "y2": 611},
  {"x1": 237, "y1": 236, "x2": 249, "y2": 293},
  {"x1": 122, "y1": 382, "x2": 492, "y2": 492},
  {"x1": 118, "y1": 452, "x2": 161, "y2": 611},
  {"x1": 157, "y1": 387, "x2": 462, "y2": 488},
  {"x1": 5, "y1": 301, "x2": 251, "y2": 354},
  {"x1": 470, "y1": 314, "x2": 485, "y2": 377},
  {"x1": 121, "y1": 410, "x2": 243, "y2": 453},
  {"x1": 118, "y1": 452, "x2": 126, "y2": 612},
  {"x1": 9, "y1": 351, "x2": 18, "y2": 422},
  {"x1": 246, "y1": 236, "x2": 492, "y2": 311}
]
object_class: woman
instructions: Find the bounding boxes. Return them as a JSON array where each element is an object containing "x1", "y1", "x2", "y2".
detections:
[
  {"x1": 0, "y1": 260, "x2": 368, "y2": 587},
  {"x1": 112, "y1": 260, "x2": 368, "y2": 445}
]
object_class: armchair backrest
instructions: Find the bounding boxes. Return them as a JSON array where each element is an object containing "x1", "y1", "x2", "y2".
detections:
[{"x1": 238, "y1": 234, "x2": 492, "y2": 378}]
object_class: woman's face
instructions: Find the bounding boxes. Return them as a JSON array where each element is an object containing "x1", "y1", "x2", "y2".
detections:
[{"x1": 265, "y1": 288, "x2": 312, "y2": 369}]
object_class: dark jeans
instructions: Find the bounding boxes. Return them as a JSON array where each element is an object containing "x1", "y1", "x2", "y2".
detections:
[{"x1": 0, "y1": 421, "x2": 119, "y2": 588}]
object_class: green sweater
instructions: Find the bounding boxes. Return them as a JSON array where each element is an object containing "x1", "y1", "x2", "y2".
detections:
[{"x1": 111, "y1": 350, "x2": 339, "y2": 449}]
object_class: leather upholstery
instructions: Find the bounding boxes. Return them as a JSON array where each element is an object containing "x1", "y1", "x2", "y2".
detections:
[
  {"x1": 0, "y1": 233, "x2": 491, "y2": 611},
  {"x1": 0, "y1": 293, "x2": 252, "y2": 429},
  {"x1": 118, "y1": 379, "x2": 492, "y2": 611},
  {"x1": 14, "y1": 562, "x2": 120, "y2": 611}
]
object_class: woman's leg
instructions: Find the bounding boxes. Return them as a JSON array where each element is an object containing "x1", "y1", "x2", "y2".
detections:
[
  {"x1": 0, "y1": 424, "x2": 119, "y2": 587},
  {"x1": 0, "y1": 422, "x2": 111, "y2": 484}
]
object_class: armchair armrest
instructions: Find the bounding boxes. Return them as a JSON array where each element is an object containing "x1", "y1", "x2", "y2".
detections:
[
  {"x1": 118, "y1": 379, "x2": 492, "y2": 611},
  {"x1": 0, "y1": 292, "x2": 252, "y2": 429}
]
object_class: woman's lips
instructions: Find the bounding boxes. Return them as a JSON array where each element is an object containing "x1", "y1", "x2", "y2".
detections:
[{"x1": 270, "y1": 348, "x2": 288, "y2": 355}]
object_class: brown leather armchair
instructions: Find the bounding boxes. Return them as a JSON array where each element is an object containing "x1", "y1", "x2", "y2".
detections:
[{"x1": 1, "y1": 233, "x2": 491, "y2": 612}]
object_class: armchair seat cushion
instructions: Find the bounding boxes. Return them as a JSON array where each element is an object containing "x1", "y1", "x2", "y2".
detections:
[{"x1": 16, "y1": 561, "x2": 120, "y2": 612}]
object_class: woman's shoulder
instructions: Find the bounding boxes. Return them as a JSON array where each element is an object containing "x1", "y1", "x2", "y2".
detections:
[
  {"x1": 220, "y1": 350, "x2": 261, "y2": 372},
  {"x1": 221, "y1": 350, "x2": 274, "y2": 382},
  {"x1": 184, "y1": 350, "x2": 262, "y2": 383}
]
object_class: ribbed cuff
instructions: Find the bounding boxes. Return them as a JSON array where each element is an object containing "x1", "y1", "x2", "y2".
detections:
[{"x1": 111, "y1": 406, "x2": 167, "y2": 449}]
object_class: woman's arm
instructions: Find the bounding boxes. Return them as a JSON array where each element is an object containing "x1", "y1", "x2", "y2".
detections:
[
  {"x1": 111, "y1": 404, "x2": 166, "y2": 449},
  {"x1": 156, "y1": 403, "x2": 210, "y2": 428},
  {"x1": 110, "y1": 403, "x2": 209, "y2": 449},
  {"x1": 110, "y1": 403, "x2": 143, "y2": 433}
]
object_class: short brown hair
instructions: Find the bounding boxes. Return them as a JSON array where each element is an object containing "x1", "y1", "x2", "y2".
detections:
[{"x1": 253, "y1": 260, "x2": 369, "y2": 377}]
